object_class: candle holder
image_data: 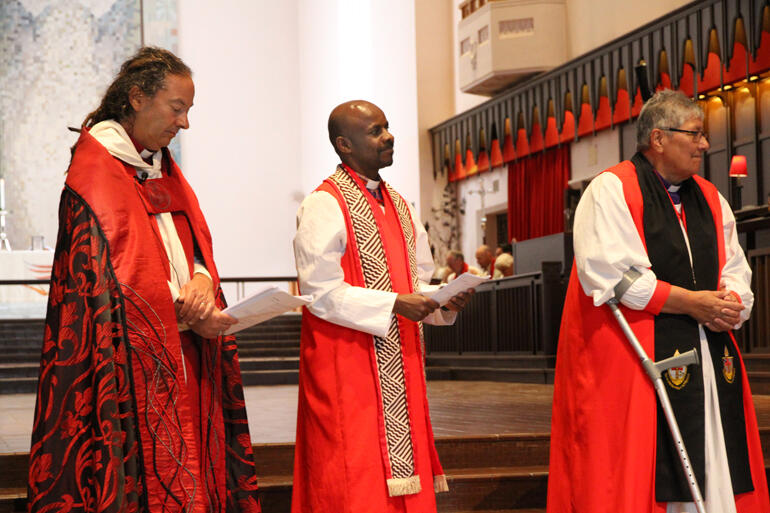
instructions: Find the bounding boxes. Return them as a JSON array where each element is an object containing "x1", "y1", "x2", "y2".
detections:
[{"x1": 0, "y1": 178, "x2": 11, "y2": 251}]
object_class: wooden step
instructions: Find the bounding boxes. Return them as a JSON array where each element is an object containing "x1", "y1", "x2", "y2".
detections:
[
  {"x1": 2, "y1": 437, "x2": 768, "y2": 513},
  {"x1": 748, "y1": 372, "x2": 770, "y2": 394},
  {"x1": 241, "y1": 369, "x2": 299, "y2": 386},
  {"x1": 427, "y1": 367, "x2": 555, "y2": 384},
  {"x1": 427, "y1": 354, "x2": 555, "y2": 370},
  {"x1": 0, "y1": 363, "x2": 39, "y2": 378},
  {"x1": 0, "y1": 377, "x2": 37, "y2": 394},
  {"x1": 237, "y1": 347, "x2": 299, "y2": 358},
  {"x1": 438, "y1": 466, "x2": 548, "y2": 512},
  {"x1": 239, "y1": 357, "x2": 299, "y2": 371},
  {"x1": 236, "y1": 339, "x2": 300, "y2": 349},
  {"x1": 743, "y1": 354, "x2": 770, "y2": 373}
]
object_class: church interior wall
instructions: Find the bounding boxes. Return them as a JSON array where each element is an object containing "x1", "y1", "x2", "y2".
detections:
[
  {"x1": 179, "y1": 0, "x2": 422, "y2": 283},
  {"x1": 177, "y1": 0, "x2": 302, "y2": 282},
  {"x1": 568, "y1": 126, "x2": 621, "y2": 186},
  {"x1": 564, "y1": 0, "x2": 692, "y2": 60},
  {"x1": 457, "y1": 165, "x2": 508, "y2": 264},
  {"x1": 0, "y1": 0, "x2": 429, "y2": 292}
]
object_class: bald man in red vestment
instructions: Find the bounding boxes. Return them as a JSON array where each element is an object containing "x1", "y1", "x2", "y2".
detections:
[{"x1": 292, "y1": 100, "x2": 472, "y2": 513}]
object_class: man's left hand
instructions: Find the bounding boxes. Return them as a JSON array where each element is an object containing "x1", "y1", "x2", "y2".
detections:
[
  {"x1": 190, "y1": 309, "x2": 237, "y2": 339},
  {"x1": 176, "y1": 273, "x2": 216, "y2": 324},
  {"x1": 444, "y1": 289, "x2": 475, "y2": 312}
]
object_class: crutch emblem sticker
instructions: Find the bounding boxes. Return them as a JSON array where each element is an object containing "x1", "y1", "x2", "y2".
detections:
[
  {"x1": 722, "y1": 346, "x2": 735, "y2": 384},
  {"x1": 665, "y1": 349, "x2": 690, "y2": 389}
]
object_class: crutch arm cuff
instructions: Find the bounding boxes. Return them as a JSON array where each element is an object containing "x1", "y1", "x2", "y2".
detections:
[{"x1": 644, "y1": 280, "x2": 670, "y2": 315}]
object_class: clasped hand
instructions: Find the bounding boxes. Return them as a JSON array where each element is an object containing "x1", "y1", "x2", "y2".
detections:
[
  {"x1": 175, "y1": 273, "x2": 237, "y2": 338},
  {"x1": 689, "y1": 289, "x2": 745, "y2": 332}
]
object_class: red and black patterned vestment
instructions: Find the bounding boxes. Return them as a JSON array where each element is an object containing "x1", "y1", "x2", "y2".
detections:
[{"x1": 27, "y1": 129, "x2": 261, "y2": 513}]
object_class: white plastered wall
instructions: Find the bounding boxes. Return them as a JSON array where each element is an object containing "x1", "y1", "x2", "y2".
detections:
[{"x1": 177, "y1": 0, "x2": 422, "y2": 283}]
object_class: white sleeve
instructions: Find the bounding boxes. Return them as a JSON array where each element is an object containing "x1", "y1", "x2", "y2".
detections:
[
  {"x1": 573, "y1": 172, "x2": 660, "y2": 310},
  {"x1": 407, "y1": 202, "x2": 456, "y2": 326},
  {"x1": 293, "y1": 190, "x2": 396, "y2": 338},
  {"x1": 717, "y1": 193, "x2": 753, "y2": 325}
]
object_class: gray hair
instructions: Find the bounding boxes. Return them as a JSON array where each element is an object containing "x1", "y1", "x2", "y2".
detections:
[
  {"x1": 636, "y1": 90, "x2": 704, "y2": 152},
  {"x1": 447, "y1": 250, "x2": 464, "y2": 261}
]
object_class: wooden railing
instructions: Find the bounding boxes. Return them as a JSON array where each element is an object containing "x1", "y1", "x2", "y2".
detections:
[
  {"x1": 424, "y1": 262, "x2": 565, "y2": 355},
  {"x1": 747, "y1": 247, "x2": 770, "y2": 353}
]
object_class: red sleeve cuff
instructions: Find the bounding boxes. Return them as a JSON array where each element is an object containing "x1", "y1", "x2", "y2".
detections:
[
  {"x1": 645, "y1": 280, "x2": 671, "y2": 315},
  {"x1": 727, "y1": 290, "x2": 743, "y2": 304}
]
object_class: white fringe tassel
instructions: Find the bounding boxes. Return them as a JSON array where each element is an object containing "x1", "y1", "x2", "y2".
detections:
[
  {"x1": 387, "y1": 476, "x2": 422, "y2": 497},
  {"x1": 434, "y1": 474, "x2": 449, "y2": 493}
]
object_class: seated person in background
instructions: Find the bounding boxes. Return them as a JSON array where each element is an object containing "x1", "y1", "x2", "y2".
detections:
[
  {"x1": 444, "y1": 249, "x2": 481, "y2": 282},
  {"x1": 496, "y1": 242, "x2": 512, "y2": 256},
  {"x1": 432, "y1": 265, "x2": 452, "y2": 284},
  {"x1": 495, "y1": 253, "x2": 514, "y2": 277},
  {"x1": 476, "y1": 244, "x2": 503, "y2": 279}
]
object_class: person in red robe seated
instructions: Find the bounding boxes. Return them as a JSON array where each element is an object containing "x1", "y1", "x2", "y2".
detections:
[
  {"x1": 475, "y1": 244, "x2": 502, "y2": 279},
  {"x1": 27, "y1": 47, "x2": 261, "y2": 513},
  {"x1": 547, "y1": 90, "x2": 769, "y2": 512},
  {"x1": 444, "y1": 249, "x2": 481, "y2": 283},
  {"x1": 291, "y1": 100, "x2": 473, "y2": 513}
]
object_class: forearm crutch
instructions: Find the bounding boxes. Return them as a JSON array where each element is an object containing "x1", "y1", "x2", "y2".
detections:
[{"x1": 607, "y1": 269, "x2": 706, "y2": 513}]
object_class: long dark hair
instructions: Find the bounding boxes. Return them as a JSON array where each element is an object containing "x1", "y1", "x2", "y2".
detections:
[{"x1": 82, "y1": 46, "x2": 191, "y2": 128}]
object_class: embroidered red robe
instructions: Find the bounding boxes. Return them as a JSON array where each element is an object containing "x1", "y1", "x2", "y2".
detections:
[
  {"x1": 28, "y1": 129, "x2": 261, "y2": 513},
  {"x1": 547, "y1": 158, "x2": 769, "y2": 512},
  {"x1": 291, "y1": 168, "x2": 445, "y2": 513}
]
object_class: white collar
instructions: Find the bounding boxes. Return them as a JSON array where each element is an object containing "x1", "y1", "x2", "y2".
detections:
[
  {"x1": 89, "y1": 120, "x2": 162, "y2": 178},
  {"x1": 352, "y1": 171, "x2": 380, "y2": 190}
]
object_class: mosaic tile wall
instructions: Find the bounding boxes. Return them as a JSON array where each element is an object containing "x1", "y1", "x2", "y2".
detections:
[{"x1": 0, "y1": 0, "x2": 178, "y2": 252}]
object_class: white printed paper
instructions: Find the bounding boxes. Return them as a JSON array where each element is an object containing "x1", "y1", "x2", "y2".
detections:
[
  {"x1": 222, "y1": 286, "x2": 312, "y2": 335},
  {"x1": 422, "y1": 272, "x2": 487, "y2": 306}
]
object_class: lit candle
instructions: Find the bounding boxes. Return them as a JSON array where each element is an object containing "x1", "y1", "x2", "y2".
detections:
[{"x1": 0, "y1": 178, "x2": 5, "y2": 211}]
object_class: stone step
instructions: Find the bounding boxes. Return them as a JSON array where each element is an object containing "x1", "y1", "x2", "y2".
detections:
[
  {"x1": 237, "y1": 347, "x2": 300, "y2": 358},
  {"x1": 239, "y1": 357, "x2": 299, "y2": 371},
  {"x1": 235, "y1": 333, "x2": 300, "y2": 344},
  {"x1": 236, "y1": 338, "x2": 300, "y2": 349},
  {"x1": 237, "y1": 326, "x2": 301, "y2": 336},
  {"x1": 0, "y1": 363, "x2": 38, "y2": 378},
  {"x1": 0, "y1": 353, "x2": 41, "y2": 364},
  {"x1": 0, "y1": 377, "x2": 37, "y2": 395},
  {"x1": 427, "y1": 354, "x2": 555, "y2": 370},
  {"x1": 241, "y1": 369, "x2": 299, "y2": 386},
  {"x1": 426, "y1": 367, "x2": 555, "y2": 385}
]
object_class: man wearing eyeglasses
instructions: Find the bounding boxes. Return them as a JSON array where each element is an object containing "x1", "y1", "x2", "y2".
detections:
[{"x1": 548, "y1": 90, "x2": 769, "y2": 512}]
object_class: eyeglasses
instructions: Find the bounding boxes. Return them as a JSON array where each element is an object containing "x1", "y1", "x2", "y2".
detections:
[{"x1": 662, "y1": 127, "x2": 709, "y2": 144}]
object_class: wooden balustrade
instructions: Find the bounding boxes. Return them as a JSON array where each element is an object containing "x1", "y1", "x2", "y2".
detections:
[{"x1": 424, "y1": 262, "x2": 566, "y2": 355}]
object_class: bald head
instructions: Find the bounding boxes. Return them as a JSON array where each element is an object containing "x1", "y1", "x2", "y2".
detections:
[
  {"x1": 328, "y1": 100, "x2": 379, "y2": 146},
  {"x1": 475, "y1": 244, "x2": 494, "y2": 269},
  {"x1": 327, "y1": 100, "x2": 394, "y2": 179}
]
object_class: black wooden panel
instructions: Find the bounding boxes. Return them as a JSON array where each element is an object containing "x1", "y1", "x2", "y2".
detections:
[{"x1": 748, "y1": 248, "x2": 770, "y2": 352}]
